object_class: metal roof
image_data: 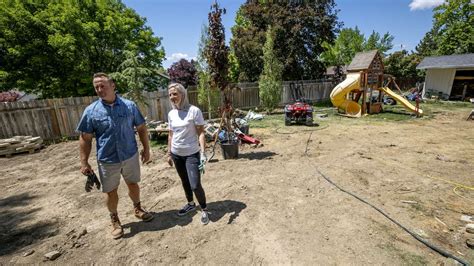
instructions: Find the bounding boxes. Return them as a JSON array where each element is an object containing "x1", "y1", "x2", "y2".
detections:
[
  {"x1": 347, "y1": 50, "x2": 379, "y2": 71},
  {"x1": 416, "y1": 53, "x2": 474, "y2": 69}
]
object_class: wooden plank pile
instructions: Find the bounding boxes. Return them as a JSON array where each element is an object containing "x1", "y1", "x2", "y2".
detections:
[{"x1": 0, "y1": 136, "x2": 43, "y2": 157}]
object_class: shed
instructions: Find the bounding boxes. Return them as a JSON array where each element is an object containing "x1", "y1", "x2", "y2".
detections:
[{"x1": 416, "y1": 53, "x2": 474, "y2": 100}]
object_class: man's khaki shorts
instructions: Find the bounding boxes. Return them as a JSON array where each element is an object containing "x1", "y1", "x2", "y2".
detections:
[{"x1": 97, "y1": 153, "x2": 141, "y2": 193}]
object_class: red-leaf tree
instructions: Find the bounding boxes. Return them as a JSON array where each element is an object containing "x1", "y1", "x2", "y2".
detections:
[
  {"x1": 205, "y1": 1, "x2": 230, "y2": 105},
  {"x1": 167, "y1": 59, "x2": 198, "y2": 88},
  {"x1": 0, "y1": 91, "x2": 20, "y2": 102}
]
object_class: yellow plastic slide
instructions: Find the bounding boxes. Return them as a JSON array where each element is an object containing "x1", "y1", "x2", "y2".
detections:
[
  {"x1": 330, "y1": 73, "x2": 362, "y2": 117},
  {"x1": 379, "y1": 87, "x2": 423, "y2": 115}
]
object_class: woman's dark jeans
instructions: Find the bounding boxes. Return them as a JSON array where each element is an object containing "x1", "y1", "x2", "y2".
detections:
[{"x1": 171, "y1": 152, "x2": 207, "y2": 209}]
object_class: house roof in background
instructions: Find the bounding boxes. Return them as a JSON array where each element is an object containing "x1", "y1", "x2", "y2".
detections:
[
  {"x1": 417, "y1": 53, "x2": 474, "y2": 69},
  {"x1": 347, "y1": 50, "x2": 379, "y2": 71},
  {"x1": 326, "y1": 65, "x2": 348, "y2": 75}
]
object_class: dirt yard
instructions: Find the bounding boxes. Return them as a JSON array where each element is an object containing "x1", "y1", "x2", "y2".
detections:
[{"x1": 1, "y1": 102, "x2": 473, "y2": 264}]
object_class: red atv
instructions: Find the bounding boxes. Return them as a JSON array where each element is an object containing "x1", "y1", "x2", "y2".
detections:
[{"x1": 284, "y1": 82, "x2": 313, "y2": 126}]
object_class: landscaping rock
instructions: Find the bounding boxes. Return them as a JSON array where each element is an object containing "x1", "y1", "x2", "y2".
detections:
[
  {"x1": 44, "y1": 250, "x2": 61, "y2": 260},
  {"x1": 22, "y1": 250, "x2": 34, "y2": 257},
  {"x1": 466, "y1": 239, "x2": 474, "y2": 249},
  {"x1": 466, "y1": 224, "x2": 474, "y2": 234}
]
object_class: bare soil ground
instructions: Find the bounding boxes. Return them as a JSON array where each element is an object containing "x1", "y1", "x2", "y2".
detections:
[{"x1": 1, "y1": 102, "x2": 474, "y2": 265}]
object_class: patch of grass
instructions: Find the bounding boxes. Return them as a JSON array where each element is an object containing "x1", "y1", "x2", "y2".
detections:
[
  {"x1": 313, "y1": 99, "x2": 333, "y2": 108},
  {"x1": 423, "y1": 99, "x2": 472, "y2": 109},
  {"x1": 248, "y1": 113, "x2": 283, "y2": 128},
  {"x1": 421, "y1": 100, "x2": 473, "y2": 117},
  {"x1": 244, "y1": 99, "x2": 472, "y2": 129},
  {"x1": 366, "y1": 105, "x2": 416, "y2": 122}
]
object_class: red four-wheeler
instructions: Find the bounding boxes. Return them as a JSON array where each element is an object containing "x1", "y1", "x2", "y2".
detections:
[{"x1": 284, "y1": 82, "x2": 313, "y2": 126}]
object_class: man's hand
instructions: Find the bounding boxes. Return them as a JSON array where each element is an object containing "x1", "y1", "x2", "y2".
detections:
[
  {"x1": 140, "y1": 148, "x2": 151, "y2": 164},
  {"x1": 80, "y1": 162, "x2": 93, "y2": 175},
  {"x1": 167, "y1": 155, "x2": 173, "y2": 167},
  {"x1": 199, "y1": 152, "x2": 207, "y2": 175}
]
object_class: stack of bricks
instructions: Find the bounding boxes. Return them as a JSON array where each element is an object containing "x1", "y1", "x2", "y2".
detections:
[{"x1": 0, "y1": 136, "x2": 43, "y2": 157}]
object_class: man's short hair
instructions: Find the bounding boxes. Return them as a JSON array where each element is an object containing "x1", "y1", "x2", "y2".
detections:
[{"x1": 93, "y1": 72, "x2": 114, "y2": 83}]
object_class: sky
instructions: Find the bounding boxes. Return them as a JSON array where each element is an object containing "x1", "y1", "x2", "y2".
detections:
[{"x1": 122, "y1": 0, "x2": 444, "y2": 69}]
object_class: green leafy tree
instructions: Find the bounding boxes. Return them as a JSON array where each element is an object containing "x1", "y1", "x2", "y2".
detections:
[
  {"x1": 196, "y1": 24, "x2": 209, "y2": 73},
  {"x1": 416, "y1": 0, "x2": 473, "y2": 56},
  {"x1": 110, "y1": 50, "x2": 160, "y2": 105},
  {"x1": 433, "y1": 0, "x2": 474, "y2": 55},
  {"x1": 259, "y1": 27, "x2": 283, "y2": 113},
  {"x1": 320, "y1": 27, "x2": 365, "y2": 66},
  {"x1": 363, "y1": 31, "x2": 394, "y2": 55},
  {"x1": 0, "y1": 0, "x2": 164, "y2": 98},
  {"x1": 227, "y1": 50, "x2": 240, "y2": 83},
  {"x1": 415, "y1": 28, "x2": 438, "y2": 56},
  {"x1": 230, "y1": 1, "x2": 340, "y2": 82},
  {"x1": 384, "y1": 50, "x2": 424, "y2": 81},
  {"x1": 321, "y1": 27, "x2": 394, "y2": 80}
]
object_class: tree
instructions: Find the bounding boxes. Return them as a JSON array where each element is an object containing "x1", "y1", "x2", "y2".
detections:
[
  {"x1": 432, "y1": 0, "x2": 473, "y2": 55},
  {"x1": 415, "y1": 28, "x2": 438, "y2": 56},
  {"x1": 416, "y1": 0, "x2": 473, "y2": 56},
  {"x1": 0, "y1": 0, "x2": 165, "y2": 98},
  {"x1": 321, "y1": 27, "x2": 394, "y2": 76},
  {"x1": 0, "y1": 91, "x2": 20, "y2": 102},
  {"x1": 363, "y1": 31, "x2": 394, "y2": 55},
  {"x1": 320, "y1": 27, "x2": 365, "y2": 66},
  {"x1": 110, "y1": 50, "x2": 161, "y2": 105},
  {"x1": 384, "y1": 50, "x2": 423, "y2": 81},
  {"x1": 259, "y1": 27, "x2": 283, "y2": 113},
  {"x1": 227, "y1": 50, "x2": 240, "y2": 83},
  {"x1": 167, "y1": 59, "x2": 198, "y2": 88},
  {"x1": 230, "y1": 1, "x2": 340, "y2": 82},
  {"x1": 205, "y1": 1, "x2": 230, "y2": 105},
  {"x1": 196, "y1": 24, "x2": 219, "y2": 119}
]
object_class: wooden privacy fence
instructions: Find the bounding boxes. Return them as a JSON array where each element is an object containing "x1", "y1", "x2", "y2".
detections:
[
  {"x1": 0, "y1": 97, "x2": 98, "y2": 141},
  {"x1": 0, "y1": 80, "x2": 335, "y2": 140}
]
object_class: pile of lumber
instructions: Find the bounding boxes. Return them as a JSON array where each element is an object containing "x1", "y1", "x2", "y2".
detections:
[{"x1": 0, "y1": 136, "x2": 43, "y2": 157}]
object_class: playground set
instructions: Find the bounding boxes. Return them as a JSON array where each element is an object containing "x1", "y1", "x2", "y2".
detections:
[{"x1": 330, "y1": 50, "x2": 423, "y2": 117}]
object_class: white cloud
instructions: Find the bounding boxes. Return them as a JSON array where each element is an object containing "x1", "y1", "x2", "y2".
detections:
[
  {"x1": 409, "y1": 0, "x2": 445, "y2": 11},
  {"x1": 163, "y1": 53, "x2": 197, "y2": 68},
  {"x1": 166, "y1": 52, "x2": 190, "y2": 61}
]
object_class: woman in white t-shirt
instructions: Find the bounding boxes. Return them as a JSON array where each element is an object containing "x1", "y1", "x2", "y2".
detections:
[{"x1": 166, "y1": 83, "x2": 209, "y2": 225}]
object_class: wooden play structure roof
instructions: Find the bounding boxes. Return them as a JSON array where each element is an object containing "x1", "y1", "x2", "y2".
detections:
[
  {"x1": 347, "y1": 50, "x2": 383, "y2": 72},
  {"x1": 417, "y1": 53, "x2": 474, "y2": 69}
]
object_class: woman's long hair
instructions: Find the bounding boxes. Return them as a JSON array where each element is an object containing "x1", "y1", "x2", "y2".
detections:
[{"x1": 168, "y1": 83, "x2": 190, "y2": 110}]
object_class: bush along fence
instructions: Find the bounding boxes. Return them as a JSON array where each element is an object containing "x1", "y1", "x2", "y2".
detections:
[{"x1": 0, "y1": 80, "x2": 335, "y2": 140}]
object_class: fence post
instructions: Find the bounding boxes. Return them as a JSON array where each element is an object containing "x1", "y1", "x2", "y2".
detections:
[{"x1": 47, "y1": 99, "x2": 61, "y2": 139}]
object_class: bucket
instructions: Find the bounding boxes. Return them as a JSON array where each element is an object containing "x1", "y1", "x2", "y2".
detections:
[
  {"x1": 239, "y1": 124, "x2": 249, "y2": 135},
  {"x1": 220, "y1": 141, "x2": 239, "y2": 159}
]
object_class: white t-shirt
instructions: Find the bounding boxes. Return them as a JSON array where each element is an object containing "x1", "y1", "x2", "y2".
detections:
[{"x1": 168, "y1": 105, "x2": 205, "y2": 156}]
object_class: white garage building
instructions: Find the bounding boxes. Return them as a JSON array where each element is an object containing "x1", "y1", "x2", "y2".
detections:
[{"x1": 417, "y1": 53, "x2": 474, "y2": 100}]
